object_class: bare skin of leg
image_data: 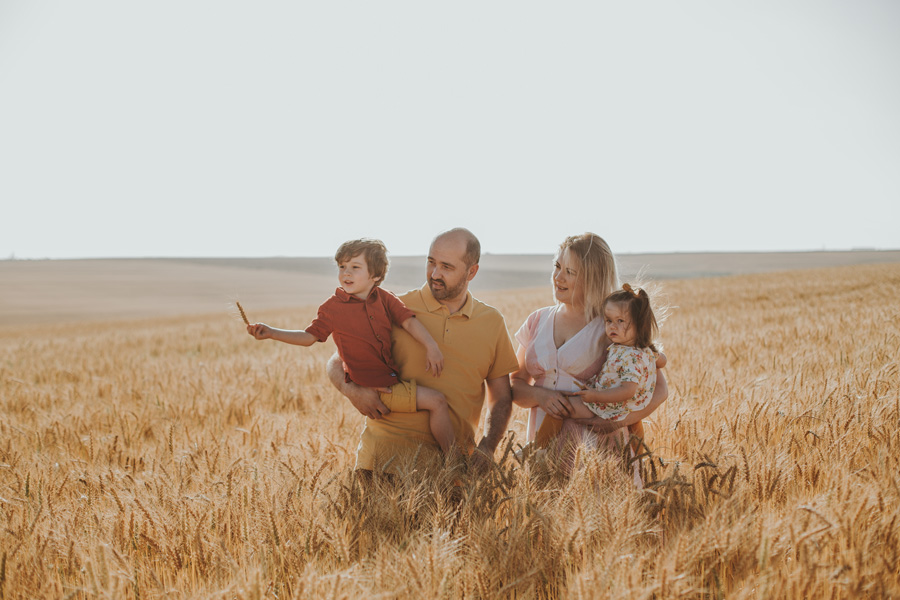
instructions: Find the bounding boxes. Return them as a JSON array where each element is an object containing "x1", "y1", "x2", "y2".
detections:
[
  {"x1": 565, "y1": 395, "x2": 600, "y2": 419},
  {"x1": 416, "y1": 386, "x2": 456, "y2": 455}
]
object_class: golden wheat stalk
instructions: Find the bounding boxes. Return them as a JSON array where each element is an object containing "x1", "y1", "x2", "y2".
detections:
[{"x1": 236, "y1": 301, "x2": 250, "y2": 326}]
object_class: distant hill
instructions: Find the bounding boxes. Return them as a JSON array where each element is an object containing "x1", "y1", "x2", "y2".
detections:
[{"x1": 2, "y1": 250, "x2": 898, "y2": 327}]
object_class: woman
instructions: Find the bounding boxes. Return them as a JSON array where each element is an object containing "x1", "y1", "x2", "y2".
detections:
[{"x1": 511, "y1": 233, "x2": 668, "y2": 473}]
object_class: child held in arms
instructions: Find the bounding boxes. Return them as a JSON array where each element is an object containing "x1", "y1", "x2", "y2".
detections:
[
  {"x1": 565, "y1": 283, "x2": 666, "y2": 427},
  {"x1": 245, "y1": 239, "x2": 456, "y2": 455}
]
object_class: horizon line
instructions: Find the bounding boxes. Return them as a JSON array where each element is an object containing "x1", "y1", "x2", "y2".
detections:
[{"x1": 3, "y1": 247, "x2": 899, "y2": 262}]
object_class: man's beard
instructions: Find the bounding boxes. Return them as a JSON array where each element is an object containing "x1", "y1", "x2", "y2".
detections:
[{"x1": 429, "y1": 276, "x2": 467, "y2": 301}]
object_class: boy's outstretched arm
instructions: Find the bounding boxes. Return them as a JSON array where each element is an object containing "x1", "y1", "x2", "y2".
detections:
[
  {"x1": 400, "y1": 317, "x2": 444, "y2": 376},
  {"x1": 247, "y1": 323, "x2": 317, "y2": 346},
  {"x1": 325, "y1": 353, "x2": 391, "y2": 420}
]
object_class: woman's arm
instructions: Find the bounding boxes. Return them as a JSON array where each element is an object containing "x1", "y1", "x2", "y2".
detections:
[{"x1": 510, "y1": 346, "x2": 575, "y2": 418}]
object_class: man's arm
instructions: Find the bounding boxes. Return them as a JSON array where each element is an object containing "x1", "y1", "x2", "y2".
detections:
[
  {"x1": 475, "y1": 374, "x2": 513, "y2": 460},
  {"x1": 325, "y1": 353, "x2": 390, "y2": 419}
]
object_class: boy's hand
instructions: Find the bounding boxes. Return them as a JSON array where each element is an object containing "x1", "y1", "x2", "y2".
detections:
[
  {"x1": 425, "y1": 344, "x2": 444, "y2": 377},
  {"x1": 247, "y1": 323, "x2": 272, "y2": 340}
]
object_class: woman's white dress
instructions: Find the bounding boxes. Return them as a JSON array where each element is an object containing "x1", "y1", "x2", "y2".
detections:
[{"x1": 514, "y1": 305, "x2": 606, "y2": 443}]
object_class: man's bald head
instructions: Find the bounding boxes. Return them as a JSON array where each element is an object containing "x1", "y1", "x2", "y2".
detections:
[{"x1": 431, "y1": 228, "x2": 481, "y2": 268}]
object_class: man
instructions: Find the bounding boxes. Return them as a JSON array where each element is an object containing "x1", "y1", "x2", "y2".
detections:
[{"x1": 326, "y1": 228, "x2": 519, "y2": 473}]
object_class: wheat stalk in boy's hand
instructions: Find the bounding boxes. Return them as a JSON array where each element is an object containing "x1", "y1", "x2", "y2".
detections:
[{"x1": 236, "y1": 302, "x2": 250, "y2": 326}]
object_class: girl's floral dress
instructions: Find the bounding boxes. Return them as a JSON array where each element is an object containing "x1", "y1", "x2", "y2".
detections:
[{"x1": 585, "y1": 343, "x2": 657, "y2": 421}]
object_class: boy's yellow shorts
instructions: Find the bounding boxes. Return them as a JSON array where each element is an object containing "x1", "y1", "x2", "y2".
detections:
[{"x1": 378, "y1": 379, "x2": 417, "y2": 413}]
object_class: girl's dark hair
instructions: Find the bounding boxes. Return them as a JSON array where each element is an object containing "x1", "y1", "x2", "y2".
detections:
[{"x1": 603, "y1": 283, "x2": 658, "y2": 351}]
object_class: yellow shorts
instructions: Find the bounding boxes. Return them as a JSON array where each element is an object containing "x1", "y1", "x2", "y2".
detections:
[{"x1": 378, "y1": 379, "x2": 417, "y2": 413}]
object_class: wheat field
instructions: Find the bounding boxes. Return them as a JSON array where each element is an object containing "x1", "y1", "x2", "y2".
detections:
[{"x1": 1, "y1": 263, "x2": 898, "y2": 599}]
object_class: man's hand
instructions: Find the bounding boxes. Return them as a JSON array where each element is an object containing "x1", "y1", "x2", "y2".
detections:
[
  {"x1": 471, "y1": 439, "x2": 495, "y2": 474},
  {"x1": 326, "y1": 353, "x2": 390, "y2": 419},
  {"x1": 346, "y1": 386, "x2": 391, "y2": 420}
]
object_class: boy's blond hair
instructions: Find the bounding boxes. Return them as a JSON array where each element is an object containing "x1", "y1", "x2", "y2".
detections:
[{"x1": 334, "y1": 239, "x2": 390, "y2": 285}]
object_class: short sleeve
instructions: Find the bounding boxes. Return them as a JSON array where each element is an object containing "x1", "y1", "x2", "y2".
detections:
[
  {"x1": 616, "y1": 347, "x2": 652, "y2": 384},
  {"x1": 487, "y1": 314, "x2": 520, "y2": 381},
  {"x1": 380, "y1": 289, "x2": 416, "y2": 326},
  {"x1": 304, "y1": 300, "x2": 335, "y2": 343},
  {"x1": 514, "y1": 309, "x2": 541, "y2": 349}
]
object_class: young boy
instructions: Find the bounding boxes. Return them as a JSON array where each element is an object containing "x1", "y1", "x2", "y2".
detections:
[{"x1": 246, "y1": 238, "x2": 456, "y2": 455}]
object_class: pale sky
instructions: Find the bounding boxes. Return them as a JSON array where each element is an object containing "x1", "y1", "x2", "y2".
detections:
[{"x1": 1, "y1": 1, "x2": 898, "y2": 259}]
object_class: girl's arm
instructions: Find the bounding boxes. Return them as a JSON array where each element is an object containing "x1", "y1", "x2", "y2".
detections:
[
  {"x1": 400, "y1": 317, "x2": 444, "y2": 376},
  {"x1": 569, "y1": 382, "x2": 638, "y2": 405},
  {"x1": 247, "y1": 323, "x2": 317, "y2": 347}
]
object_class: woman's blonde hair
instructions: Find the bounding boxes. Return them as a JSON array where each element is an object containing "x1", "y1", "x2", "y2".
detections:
[{"x1": 558, "y1": 233, "x2": 618, "y2": 322}]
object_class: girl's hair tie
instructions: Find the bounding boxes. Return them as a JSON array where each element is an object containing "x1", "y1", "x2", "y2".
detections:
[{"x1": 622, "y1": 283, "x2": 640, "y2": 298}]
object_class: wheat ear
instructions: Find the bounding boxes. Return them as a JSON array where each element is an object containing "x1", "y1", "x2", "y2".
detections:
[{"x1": 236, "y1": 302, "x2": 250, "y2": 326}]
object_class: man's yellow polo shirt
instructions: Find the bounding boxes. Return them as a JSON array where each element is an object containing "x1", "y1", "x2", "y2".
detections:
[{"x1": 355, "y1": 284, "x2": 519, "y2": 471}]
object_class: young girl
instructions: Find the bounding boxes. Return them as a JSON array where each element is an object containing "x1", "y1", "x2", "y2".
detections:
[{"x1": 568, "y1": 283, "x2": 667, "y2": 426}]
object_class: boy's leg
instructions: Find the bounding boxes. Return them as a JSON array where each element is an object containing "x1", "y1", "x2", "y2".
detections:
[
  {"x1": 416, "y1": 386, "x2": 456, "y2": 455},
  {"x1": 378, "y1": 380, "x2": 417, "y2": 413}
]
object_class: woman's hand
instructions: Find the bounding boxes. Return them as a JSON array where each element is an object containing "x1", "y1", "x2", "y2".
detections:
[{"x1": 533, "y1": 386, "x2": 575, "y2": 419}]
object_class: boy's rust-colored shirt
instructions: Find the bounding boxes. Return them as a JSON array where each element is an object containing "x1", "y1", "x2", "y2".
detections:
[{"x1": 305, "y1": 286, "x2": 415, "y2": 388}]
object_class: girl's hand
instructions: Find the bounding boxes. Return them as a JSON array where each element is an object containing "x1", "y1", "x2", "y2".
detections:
[
  {"x1": 425, "y1": 345, "x2": 444, "y2": 377},
  {"x1": 535, "y1": 387, "x2": 574, "y2": 419},
  {"x1": 247, "y1": 323, "x2": 272, "y2": 340},
  {"x1": 568, "y1": 389, "x2": 604, "y2": 404}
]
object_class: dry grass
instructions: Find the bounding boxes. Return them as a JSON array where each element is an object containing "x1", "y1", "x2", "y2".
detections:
[{"x1": 0, "y1": 263, "x2": 898, "y2": 598}]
